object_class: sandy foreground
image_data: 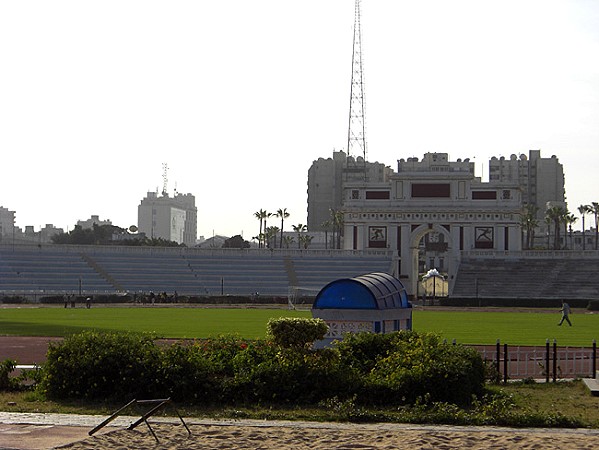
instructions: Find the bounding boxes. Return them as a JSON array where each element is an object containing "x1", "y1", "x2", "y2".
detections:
[{"x1": 56, "y1": 421, "x2": 599, "y2": 450}]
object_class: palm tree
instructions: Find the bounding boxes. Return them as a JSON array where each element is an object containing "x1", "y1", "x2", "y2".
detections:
[
  {"x1": 276, "y1": 208, "x2": 290, "y2": 249},
  {"x1": 330, "y1": 209, "x2": 344, "y2": 249},
  {"x1": 292, "y1": 224, "x2": 307, "y2": 249},
  {"x1": 578, "y1": 204, "x2": 591, "y2": 250},
  {"x1": 254, "y1": 209, "x2": 268, "y2": 248},
  {"x1": 265, "y1": 226, "x2": 279, "y2": 249},
  {"x1": 564, "y1": 213, "x2": 577, "y2": 250},
  {"x1": 591, "y1": 202, "x2": 599, "y2": 250},
  {"x1": 545, "y1": 206, "x2": 567, "y2": 249},
  {"x1": 321, "y1": 220, "x2": 332, "y2": 250},
  {"x1": 263, "y1": 212, "x2": 273, "y2": 248},
  {"x1": 299, "y1": 234, "x2": 314, "y2": 249},
  {"x1": 520, "y1": 204, "x2": 538, "y2": 250},
  {"x1": 282, "y1": 235, "x2": 294, "y2": 249}
]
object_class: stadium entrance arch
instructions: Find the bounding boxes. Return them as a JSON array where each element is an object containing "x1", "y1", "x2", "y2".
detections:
[{"x1": 408, "y1": 224, "x2": 453, "y2": 301}]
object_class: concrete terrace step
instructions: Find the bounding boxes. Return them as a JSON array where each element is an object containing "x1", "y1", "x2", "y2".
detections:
[{"x1": 582, "y1": 375, "x2": 599, "y2": 396}]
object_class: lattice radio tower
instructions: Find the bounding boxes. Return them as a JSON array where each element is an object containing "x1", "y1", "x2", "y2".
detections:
[{"x1": 347, "y1": 0, "x2": 368, "y2": 176}]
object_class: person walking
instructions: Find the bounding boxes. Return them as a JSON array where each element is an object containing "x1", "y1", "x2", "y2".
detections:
[{"x1": 558, "y1": 301, "x2": 572, "y2": 326}]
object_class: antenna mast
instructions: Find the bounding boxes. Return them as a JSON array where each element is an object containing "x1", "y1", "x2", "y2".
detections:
[
  {"x1": 347, "y1": 0, "x2": 367, "y2": 174},
  {"x1": 162, "y1": 163, "x2": 168, "y2": 196}
]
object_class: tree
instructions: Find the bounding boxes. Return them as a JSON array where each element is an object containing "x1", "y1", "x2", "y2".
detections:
[
  {"x1": 545, "y1": 206, "x2": 567, "y2": 249},
  {"x1": 254, "y1": 209, "x2": 268, "y2": 248},
  {"x1": 276, "y1": 208, "x2": 290, "y2": 249},
  {"x1": 520, "y1": 204, "x2": 538, "y2": 250},
  {"x1": 578, "y1": 204, "x2": 591, "y2": 250},
  {"x1": 591, "y1": 202, "x2": 599, "y2": 250},
  {"x1": 51, "y1": 224, "x2": 127, "y2": 245},
  {"x1": 222, "y1": 235, "x2": 250, "y2": 249},
  {"x1": 264, "y1": 226, "x2": 279, "y2": 249},
  {"x1": 299, "y1": 234, "x2": 314, "y2": 249},
  {"x1": 564, "y1": 213, "x2": 577, "y2": 250},
  {"x1": 292, "y1": 224, "x2": 307, "y2": 249},
  {"x1": 282, "y1": 235, "x2": 294, "y2": 249},
  {"x1": 321, "y1": 220, "x2": 332, "y2": 250},
  {"x1": 330, "y1": 209, "x2": 344, "y2": 249},
  {"x1": 254, "y1": 208, "x2": 272, "y2": 248}
]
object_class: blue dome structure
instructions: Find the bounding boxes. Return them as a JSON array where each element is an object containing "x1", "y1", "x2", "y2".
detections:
[
  {"x1": 312, "y1": 272, "x2": 412, "y2": 347},
  {"x1": 313, "y1": 272, "x2": 410, "y2": 310}
]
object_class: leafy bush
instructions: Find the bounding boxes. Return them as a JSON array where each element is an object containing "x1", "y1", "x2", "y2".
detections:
[
  {"x1": 337, "y1": 331, "x2": 485, "y2": 406},
  {"x1": 39, "y1": 329, "x2": 485, "y2": 407},
  {"x1": 0, "y1": 295, "x2": 27, "y2": 304},
  {"x1": 0, "y1": 359, "x2": 17, "y2": 391},
  {"x1": 158, "y1": 342, "x2": 221, "y2": 403},
  {"x1": 232, "y1": 346, "x2": 359, "y2": 404},
  {"x1": 40, "y1": 331, "x2": 162, "y2": 400},
  {"x1": 334, "y1": 331, "x2": 396, "y2": 373},
  {"x1": 266, "y1": 317, "x2": 328, "y2": 349}
]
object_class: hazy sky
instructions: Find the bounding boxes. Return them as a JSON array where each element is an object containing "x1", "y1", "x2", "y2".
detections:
[{"x1": 1, "y1": 1, "x2": 598, "y2": 239}]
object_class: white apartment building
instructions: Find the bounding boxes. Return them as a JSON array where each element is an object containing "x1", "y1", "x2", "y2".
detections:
[
  {"x1": 76, "y1": 215, "x2": 113, "y2": 230},
  {"x1": 489, "y1": 149, "x2": 565, "y2": 245},
  {"x1": 341, "y1": 153, "x2": 522, "y2": 297},
  {"x1": 0, "y1": 206, "x2": 15, "y2": 239},
  {"x1": 138, "y1": 192, "x2": 197, "y2": 246}
]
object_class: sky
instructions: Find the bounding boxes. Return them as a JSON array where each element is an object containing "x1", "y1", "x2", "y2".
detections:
[{"x1": 1, "y1": 0, "x2": 598, "y2": 240}]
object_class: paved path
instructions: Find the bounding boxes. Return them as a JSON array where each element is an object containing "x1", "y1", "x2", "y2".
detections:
[{"x1": 0, "y1": 337, "x2": 62, "y2": 365}]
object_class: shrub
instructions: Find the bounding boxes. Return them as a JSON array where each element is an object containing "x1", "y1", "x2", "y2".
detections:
[
  {"x1": 334, "y1": 331, "x2": 396, "y2": 373},
  {"x1": 0, "y1": 295, "x2": 27, "y2": 304},
  {"x1": 266, "y1": 317, "x2": 328, "y2": 349},
  {"x1": 229, "y1": 346, "x2": 358, "y2": 404},
  {"x1": 158, "y1": 342, "x2": 221, "y2": 403},
  {"x1": 40, "y1": 331, "x2": 162, "y2": 401},
  {"x1": 0, "y1": 359, "x2": 17, "y2": 391},
  {"x1": 39, "y1": 328, "x2": 485, "y2": 408},
  {"x1": 336, "y1": 331, "x2": 485, "y2": 406}
]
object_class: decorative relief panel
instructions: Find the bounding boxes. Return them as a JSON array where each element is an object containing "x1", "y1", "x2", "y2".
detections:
[{"x1": 325, "y1": 321, "x2": 372, "y2": 338}]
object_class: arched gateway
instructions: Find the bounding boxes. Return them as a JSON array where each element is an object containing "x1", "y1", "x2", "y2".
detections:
[{"x1": 340, "y1": 153, "x2": 523, "y2": 299}]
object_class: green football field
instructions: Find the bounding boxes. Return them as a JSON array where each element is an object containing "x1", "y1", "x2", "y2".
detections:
[{"x1": 0, "y1": 306, "x2": 597, "y2": 346}]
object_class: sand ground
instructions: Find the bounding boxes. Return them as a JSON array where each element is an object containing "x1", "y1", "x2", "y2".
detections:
[
  {"x1": 2, "y1": 414, "x2": 599, "y2": 450},
  {"x1": 60, "y1": 421, "x2": 599, "y2": 450}
]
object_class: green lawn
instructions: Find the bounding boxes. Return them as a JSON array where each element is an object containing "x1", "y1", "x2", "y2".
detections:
[
  {"x1": 0, "y1": 306, "x2": 597, "y2": 346},
  {"x1": 412, "y1": 310, "x2": 598, "y2": 346},
  {"x1": 0, "y1": 307, "x2": 310, "y2": 339}
]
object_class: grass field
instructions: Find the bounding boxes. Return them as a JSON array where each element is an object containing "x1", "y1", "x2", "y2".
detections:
[{"x1": 0, "y1": 306, "x2": 597, "y2": 346}]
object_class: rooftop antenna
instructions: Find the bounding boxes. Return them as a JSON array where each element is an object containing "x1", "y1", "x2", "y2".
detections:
[
  {"x1": 162, "y1": 163, "x2": 168, "y2": 196},
  {"x1": 347, "y1": 0, "x2": 368, "y2": 179}
]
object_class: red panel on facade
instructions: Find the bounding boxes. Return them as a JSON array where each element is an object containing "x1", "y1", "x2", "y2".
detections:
[
  {"x1": 472, "y1": 191, "x2": 497, "y2": 200},
  {"x1": 411, "y1": 184, "x2": 450, "y2": 198},
  {"x1": 365, "y1": 191, "x2": 390, "y2": 199}
]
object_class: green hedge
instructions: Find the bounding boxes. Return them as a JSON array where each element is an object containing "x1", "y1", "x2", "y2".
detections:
[
  {"x1": 266, "y1": 317, "x2": 328, "y2": 349},
  {"x1": 39, "y1": 329, "x2": 485, "y2": 407}
]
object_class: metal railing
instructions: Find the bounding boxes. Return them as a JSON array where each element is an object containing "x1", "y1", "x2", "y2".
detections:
[{"x1": 473, "y1": 339, "x2": 597, "y2": 382}]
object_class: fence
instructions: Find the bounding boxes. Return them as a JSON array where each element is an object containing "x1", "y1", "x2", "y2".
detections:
[{"x1": 472, "y1": 340, "x2": 598, "y2": 382}]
